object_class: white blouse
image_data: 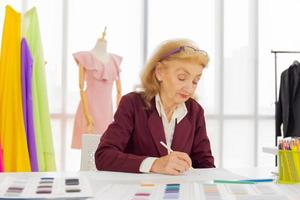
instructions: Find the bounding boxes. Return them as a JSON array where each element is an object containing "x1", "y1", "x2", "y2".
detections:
[{"x1": 139, "y1": 94, "x2": 188, "y2": 173}]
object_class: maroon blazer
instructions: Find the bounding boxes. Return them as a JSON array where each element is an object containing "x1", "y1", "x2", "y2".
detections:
[{"x1": 95, "y1": 92, "x2": 215, "y2": 173}]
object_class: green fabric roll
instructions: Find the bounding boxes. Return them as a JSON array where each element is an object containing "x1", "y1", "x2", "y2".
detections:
[{"x1": 22, "y1": 7, "x2": 56, "y2": 171}]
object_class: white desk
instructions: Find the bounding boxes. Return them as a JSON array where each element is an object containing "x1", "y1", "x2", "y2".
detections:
[{"x1": 0, "y1": 168, "x2": 299, "y2": 200}]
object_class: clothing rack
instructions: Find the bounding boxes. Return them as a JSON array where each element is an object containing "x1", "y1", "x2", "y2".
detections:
[
  {"x1": 271, "y1": 50, "x2": 300, "y2": 101},
  {"x1": 270, "y1": 50, "x2": 300, "y2": 166},
  {"x1": 271, "y1": 50, "x2": 300, "y2": 149}
]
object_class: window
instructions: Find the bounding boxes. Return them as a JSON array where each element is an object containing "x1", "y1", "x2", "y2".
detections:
[{"x1": 3, "y1": 0, "x2": 294, "y2": 171}]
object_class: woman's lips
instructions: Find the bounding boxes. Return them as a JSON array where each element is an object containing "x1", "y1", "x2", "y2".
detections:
[{"x1": 178, "y1": 93, "x2": 189, "y2": 99}]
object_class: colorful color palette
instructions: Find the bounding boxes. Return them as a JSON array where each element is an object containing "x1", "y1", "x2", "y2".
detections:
[
  {"x1": 65, "y1": 178, "x2": 81, "y2": 193},
  {"x1": 131, "y1": 183, "x2": 155, "y2": 200},
  {"x1": 36, "y1": 177, "x2": 54, "y2": 194},
  {"x1": 130, "y1": 183, "x2": 182, "y2": 200},
  {"x1": 163, "y1": 184, "x2": 180, "y2": 199},
  {"x1": 5, "y1": 179, "x2": 27, "y2": 197},
  {"x1": 0, "y1": 176, "x2": 92, "y2": 199},
  {"x1": 203, "y1": 184, "x2": 222, "y2": 200}
]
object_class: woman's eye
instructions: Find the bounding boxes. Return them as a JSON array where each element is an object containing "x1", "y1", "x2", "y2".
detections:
[
  {"x1": 178, "y1": 75, "x2": 186, "y2": 81},
  {"x1": 193, "y1": 78, "x2": 200, "y2": 85}
]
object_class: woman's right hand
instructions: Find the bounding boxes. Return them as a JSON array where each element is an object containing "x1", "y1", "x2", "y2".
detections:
[{"x1": 150, "y1": 151, "x2": 192, "y2": 175}]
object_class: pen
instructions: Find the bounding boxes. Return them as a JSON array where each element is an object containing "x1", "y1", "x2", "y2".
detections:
[
  {"x1": 159, "y1": 141, "x2": 195, "y2": 171},
  {"x1": 160, "y1": 141, "x2": 173, "y2": 153},
  {"x1": 214, "y1": 179, "x2": 256, "y2": 184},
  {"x1": 239, "y1": 178, "x2": 274, "y2": 182}
]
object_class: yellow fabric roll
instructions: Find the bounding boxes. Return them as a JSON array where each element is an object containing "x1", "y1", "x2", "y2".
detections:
[{"x1": 0, "y1": 5, "x2": 31, "y2": 172}]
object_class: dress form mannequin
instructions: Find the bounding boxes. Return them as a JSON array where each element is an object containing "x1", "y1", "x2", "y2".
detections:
[
  {"x1": 72, "y1": 28, "x2": 121, "y2": 148},
  {"x1": 78, "y1": 29, "x2": 109, "y2": 133},
  {"x1": 91, "y1": 27, "x2": 122, "y2": 106},
  {"x1": 90, "y1": 39, "x2": 109, "y2": 65}
]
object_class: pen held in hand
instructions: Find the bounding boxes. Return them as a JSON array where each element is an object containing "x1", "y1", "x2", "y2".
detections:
[
  {"x1": 159, "y1": 141, "x2": 173, "y2": 153},
  {"x1": 159, "y1": 141, "x2": 195, "y2": 171}
]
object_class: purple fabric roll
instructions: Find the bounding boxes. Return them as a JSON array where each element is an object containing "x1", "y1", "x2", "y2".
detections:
[{"x1": 21, "y1": 38, "x2": 38, "y2": 171}]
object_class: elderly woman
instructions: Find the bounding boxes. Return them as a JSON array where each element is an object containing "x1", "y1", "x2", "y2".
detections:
[{"x1": 95, "y1": 39, "x2": 215, "y2": 175}]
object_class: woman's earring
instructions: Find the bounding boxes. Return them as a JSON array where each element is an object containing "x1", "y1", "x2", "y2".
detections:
[{"x1": 156, "y1": 76, "x2": 162, "y2": 83}]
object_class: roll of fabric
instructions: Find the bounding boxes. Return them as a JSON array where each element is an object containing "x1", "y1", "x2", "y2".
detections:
[
  {"x1": 22, "y1": 7, "x2": 56, "y2": 171},
  {"x1": 0, "y1": 5, "x2": 31, "y2": 172},
  {"x1": 21, "y1": 38, "x2": 39, "y2": 172}
]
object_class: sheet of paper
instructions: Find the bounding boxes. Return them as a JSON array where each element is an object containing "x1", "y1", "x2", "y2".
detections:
[
  {"x1": 183, "y1": 168, "x2": 247, "y2": 180},
  {"x1": 277, "y1": 184, "x2": 300, "y2": 200},
  {"x1": 94, "y1": 182, "x2": 194, "y2": 200},
  {"x1": 90, "y1": 168, "x2": 246, "y2": 183},
  {"x1": 195, "y1": 183, "x2": 224, "y2": 200},
  {"x1": 0, "y1": 175, "x2": 92, "y2": 199},
  {"x1": 194, "y1": 183, "x2": 292, "y2": 200}
]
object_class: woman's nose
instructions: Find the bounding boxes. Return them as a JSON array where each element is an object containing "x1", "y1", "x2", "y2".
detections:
[{"x1": 183, "y1": 82, "x2": 196, "y2": 93}]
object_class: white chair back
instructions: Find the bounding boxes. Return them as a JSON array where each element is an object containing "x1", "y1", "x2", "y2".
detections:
[{"x1": 80, "y1": 133, "x2": 101, "y2": 171}]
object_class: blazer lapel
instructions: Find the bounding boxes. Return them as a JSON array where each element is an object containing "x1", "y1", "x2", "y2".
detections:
[
  {"x1": 171, "y1": 117, "x2": 191, "y2": 151},
  {"x1": 148, "y1": 111, "x2": 168, "y2": 156}
]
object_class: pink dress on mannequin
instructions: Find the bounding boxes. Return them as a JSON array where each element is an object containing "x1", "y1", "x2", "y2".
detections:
[{"x1": 71, "y1": 51, "x2": 122, "y2": 149}]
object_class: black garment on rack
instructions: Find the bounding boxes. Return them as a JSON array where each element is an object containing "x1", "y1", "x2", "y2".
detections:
[{"x1": 276, "y1": 60, "x2": 300, "y2": 137}]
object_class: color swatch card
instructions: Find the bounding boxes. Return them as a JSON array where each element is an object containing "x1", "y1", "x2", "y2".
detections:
[
  {"x1": 96, "y1": 182, "x2": 194, "y2": 200},
  {"x1": 195, "y1": 183, "x2": 290, "y2": 200},
  {"x1": 0, "y1": 175, "x2": 92, "y2": 199},
  {"x1": 198, "y1": 184, "x2": 224, "y2": 200}
]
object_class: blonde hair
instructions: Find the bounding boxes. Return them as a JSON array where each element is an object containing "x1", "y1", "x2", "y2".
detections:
[{"x1": 140, "y1": 38, "x2": 209, "y2": 108}]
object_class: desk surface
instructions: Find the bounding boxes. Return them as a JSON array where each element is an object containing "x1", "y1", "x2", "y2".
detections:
[{"x1": 0, "y1": 167, "x2": 299, "y2": 200}]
